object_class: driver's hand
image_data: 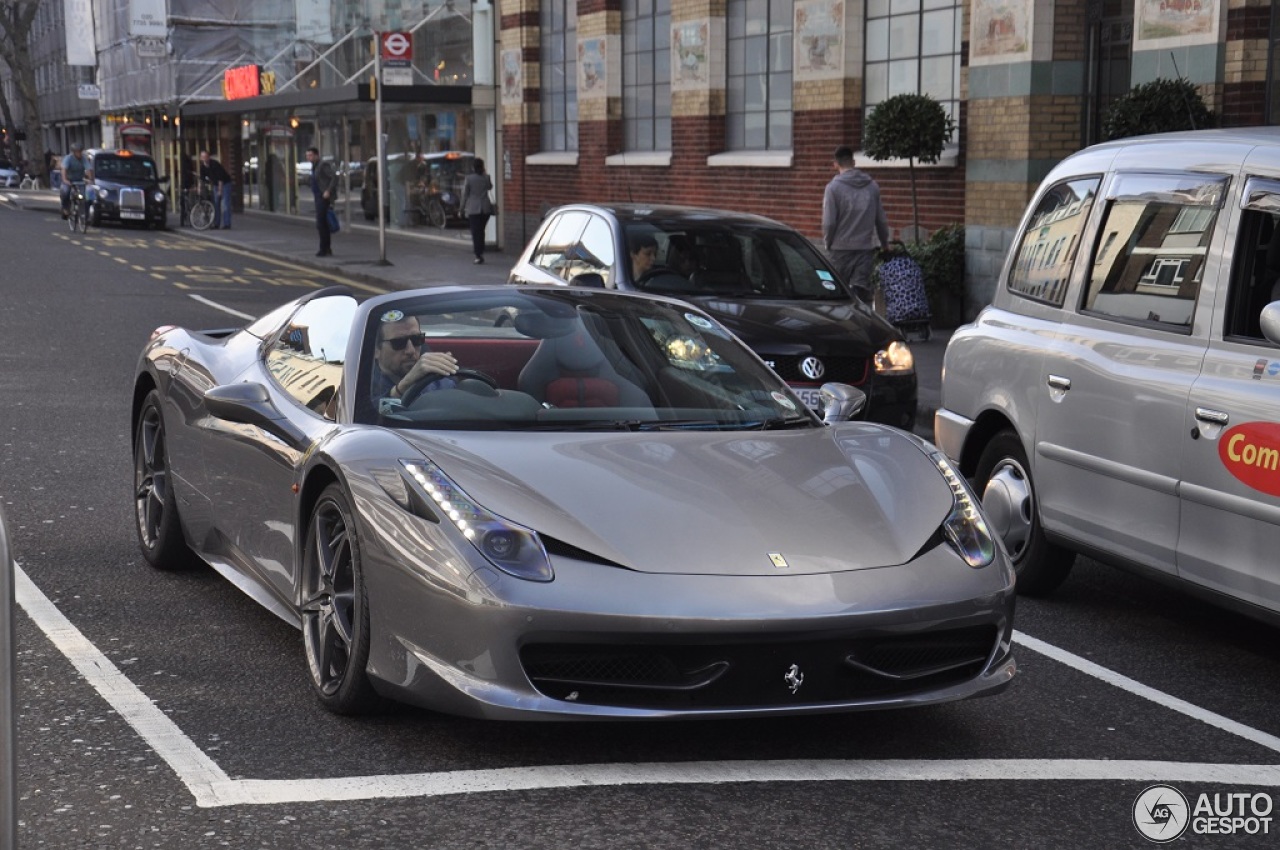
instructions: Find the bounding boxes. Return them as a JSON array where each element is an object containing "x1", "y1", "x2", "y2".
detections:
[{"x1": 406, "y1": 350, "x2": 458, "y2": 382}]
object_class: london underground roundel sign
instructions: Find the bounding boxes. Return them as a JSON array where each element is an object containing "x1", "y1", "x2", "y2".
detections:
[{"x1": 381, "y1": 31, "x2": 412, "y2": 62}]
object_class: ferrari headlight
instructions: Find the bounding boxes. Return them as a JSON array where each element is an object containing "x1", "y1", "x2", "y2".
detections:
[
  {"x1": 873, "y1": 341, "x2": 914, "y2": 374},
  {"x1": 930, "y1": 451, "x2": 995, "y2": 568},
  {"x1": 402, "y1": 461, "x2": 553, "y2": 582}
]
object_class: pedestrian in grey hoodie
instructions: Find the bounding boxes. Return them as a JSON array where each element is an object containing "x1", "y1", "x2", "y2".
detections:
[{"x1": 822, "y1": 145, "x2": 889, "y2": 304}]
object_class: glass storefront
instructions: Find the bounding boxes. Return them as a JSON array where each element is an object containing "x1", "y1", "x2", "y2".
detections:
[{"x1": 233, "y1": 103, "x2": 476, "y2": 232}]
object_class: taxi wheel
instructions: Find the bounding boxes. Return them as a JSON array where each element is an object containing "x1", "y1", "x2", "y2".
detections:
[{"x1": 974, "y1": 430, "x2": 1075, "y2": 596}]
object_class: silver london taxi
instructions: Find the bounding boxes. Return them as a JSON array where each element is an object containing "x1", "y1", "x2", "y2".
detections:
[{"x1": 936, "y1": 128, "x2": 1280, "y2": 622}]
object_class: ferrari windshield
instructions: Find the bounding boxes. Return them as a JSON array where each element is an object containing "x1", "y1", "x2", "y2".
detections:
[
  {"x1": 355, "y1": 288, "x2": 819, "y2": 431},
  {"x1": 622, "y1": 220, "x2": 851, "y2": 300}
]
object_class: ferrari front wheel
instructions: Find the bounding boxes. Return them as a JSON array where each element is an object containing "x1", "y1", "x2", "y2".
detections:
[
  {"x1": 301, "y1": 484, "x2": 382, "y2": 714},
  {"x1": 133, "y1": 390, "x2": 195, "y2": 570}
]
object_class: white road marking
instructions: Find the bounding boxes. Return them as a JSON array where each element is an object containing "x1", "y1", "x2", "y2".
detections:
[
  {"x1": 13, "y1": 564, "x2": 232, "y2": 798},
  {"x1": 13, "y1": 564, "x2": 1280, "y2": 808},
  {"x1": 187, "y1": 293, "x2": 255, "y2": 320},
  {"x1": 1014, "y1": 630, "x2": 1280, "y2": 753}
]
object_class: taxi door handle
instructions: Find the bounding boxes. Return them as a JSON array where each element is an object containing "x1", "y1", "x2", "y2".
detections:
[
  {"x1": 1047, "y1": 374, "x2": 1071, "y2": 391},
  {"x1": 1194, "y1": 407, "x2": 1229, "y2": 426}
]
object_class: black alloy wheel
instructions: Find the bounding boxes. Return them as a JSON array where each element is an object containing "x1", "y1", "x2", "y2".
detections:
[
  {"x1": 300, "y1": 484, "x2": 381, "y2": 714},
  {"x1": 133, "y1": 390, "x2": 195, "y2": 570}
]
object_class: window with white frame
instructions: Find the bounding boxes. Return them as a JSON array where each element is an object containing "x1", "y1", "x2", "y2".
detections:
[
  {"x1": 541, "y1": 0, "x2": 578, "y2": 151},
  {"x1": 864, "y1": 0, "x2": 961, "y2": 142},
  {"x1": 623, "y1": 0, "x2": 672, "y2": 151},
  {"x1": 726, "y1": 0, "x2": 793, "y2": 151}
]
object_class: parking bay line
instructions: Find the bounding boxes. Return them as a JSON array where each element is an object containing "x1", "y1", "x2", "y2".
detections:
[{"x1": 13, "y1": 563, "x2": 1280, "y2": 808}]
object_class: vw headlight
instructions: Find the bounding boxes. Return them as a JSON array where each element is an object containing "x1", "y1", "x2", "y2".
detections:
[
  {"x1": 401, "y1": 460, "x2": 553, "y2": 581},
  {"x1": 873, "y1": 341, "x2": 914, "y2": 374},
  {"x1": 930, "y1": 451, "x2": 996, "y2": 568}
]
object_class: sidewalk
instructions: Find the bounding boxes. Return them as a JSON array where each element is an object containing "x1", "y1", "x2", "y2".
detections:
[{"x1": 1, "y1": 187, "x2": 948, "y2": 438}]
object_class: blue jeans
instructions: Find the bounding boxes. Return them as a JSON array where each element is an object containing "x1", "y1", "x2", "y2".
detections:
[{"x1": 213, "y1": 183, "x2": 233, "y2": 227}]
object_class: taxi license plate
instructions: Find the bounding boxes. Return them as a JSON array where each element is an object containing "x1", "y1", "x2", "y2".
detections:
[
  {"x1": 792, "y1": 387, "x2": 824, "y2": 410},
  {"x1": 121, "y1": 211, "x2": 145, "y2": 220}
]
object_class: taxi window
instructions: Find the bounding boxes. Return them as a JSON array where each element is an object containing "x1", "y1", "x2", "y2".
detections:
[
  {"x1": 1007, "y1": 176, "x2": 1100, "y2": 306},
  {"x1": 265, "y1": 295, "x2": 357, "y2": 420},
  {"x1": 1224, "y1": 177, "x2": 1280, "y2": 342},
  {"x1": 1081, "y1": 172, "x2": 1228, "y2": 330}
]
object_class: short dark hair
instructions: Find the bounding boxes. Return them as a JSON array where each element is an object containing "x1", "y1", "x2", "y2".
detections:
[
  {"x1": 834, "y1": 145, "x2": 854, "y2": 165},
  {"x1": 306, "y1": 146, "x2": 320, "y2": 156},
  {"x1": 630, "y1": 232, "x2": 658, "y2": 254}
]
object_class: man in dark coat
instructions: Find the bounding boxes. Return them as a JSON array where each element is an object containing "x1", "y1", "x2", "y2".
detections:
[
  {"x1": 306, "y1": 147, "x2": 338, "y2": 256},
  {"x1": 199, "y1": 150, "x2": 233, "y2": 229}
]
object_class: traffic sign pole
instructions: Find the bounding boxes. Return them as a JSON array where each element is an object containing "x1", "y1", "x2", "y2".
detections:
[{"x1": 374, "y1": 35, "x2": 388, "y2": 265}]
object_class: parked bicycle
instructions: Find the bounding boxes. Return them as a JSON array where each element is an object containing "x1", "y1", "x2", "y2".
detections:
[
  {"x1": 66, "y1": 182, "x2": 89, "y2": 234},
  {"x1": 182, "y1": 180, "x2": 216, "y2": 231}
]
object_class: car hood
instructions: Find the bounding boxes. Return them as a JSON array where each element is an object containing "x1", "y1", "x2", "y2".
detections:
[
  {"x1": 687, "y1": 297, "x2": 897, "y2": 356},
  {"x1": 399, "y1": 423, "x2": 953, "y2": 576}
]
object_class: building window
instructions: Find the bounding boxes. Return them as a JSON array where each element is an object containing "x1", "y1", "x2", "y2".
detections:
[
  {"x1": 864, "y1": 0, "x2": 961, "y2": 140},
  {"x1": 726, "y1": 0, "x2": 793, "y2": 151},
  {"x1": 623, "y1": 0, "x2": 672, "y2": 151},
  {"x1": 541, "y1": 0, "x2": 578, "y2": 152}
]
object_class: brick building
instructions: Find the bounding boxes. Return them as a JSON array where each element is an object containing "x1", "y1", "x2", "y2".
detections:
[{"x1": 498, "y1": 0, "x2": 1280, "y2": 318}]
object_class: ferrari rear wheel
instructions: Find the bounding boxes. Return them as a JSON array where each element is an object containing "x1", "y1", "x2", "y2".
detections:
[
  {"x1": 301, "y1": 484, "x2": 382, "y2": 714},
  {"x1": 133, "y1": 390, "x2": 195, "y2": 570}
]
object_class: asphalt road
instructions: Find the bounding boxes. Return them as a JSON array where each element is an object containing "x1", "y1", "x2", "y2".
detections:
[{"x1": 3, "y1": 204, "x2": 1280, "y2": 849}]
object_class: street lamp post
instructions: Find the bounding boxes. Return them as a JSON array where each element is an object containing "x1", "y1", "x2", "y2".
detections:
[{"x1": 374, "y1": 34, "x2": 389, "y2": 266}]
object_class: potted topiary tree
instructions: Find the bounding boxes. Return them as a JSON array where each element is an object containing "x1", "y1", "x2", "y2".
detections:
[
  {"x1": 861, "y1": 93, "x2": 955, "y2": 243},
  {"x1": 1102, "y1": 77, "x2": 1215, "y2": 141}
]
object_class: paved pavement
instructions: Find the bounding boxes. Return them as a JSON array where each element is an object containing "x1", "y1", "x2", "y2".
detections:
[{"x1": 1, "y1": 187, "x2": 949, "y2": 437}]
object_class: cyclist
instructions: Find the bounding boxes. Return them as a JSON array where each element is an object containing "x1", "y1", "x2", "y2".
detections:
[{"x1": 59, "y1": 143, "x2": 93, "y2": 220}]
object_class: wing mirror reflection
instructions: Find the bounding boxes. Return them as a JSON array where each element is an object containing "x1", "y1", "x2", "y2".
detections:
[{"x1": 820, "y1": 383, "x2": 867, "y2": 424}]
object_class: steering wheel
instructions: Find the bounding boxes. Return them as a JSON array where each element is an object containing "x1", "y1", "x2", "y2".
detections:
[
  {"x1": 635, "y1": 265, "x2": 677, "y2": 288},
  {"x1": 398, "y1": 369, "x2": 498, "y2": 406}
]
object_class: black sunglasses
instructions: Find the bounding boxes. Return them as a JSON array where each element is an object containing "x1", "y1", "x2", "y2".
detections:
[{"x1": 382, "y1": 333, "x2": 426, "y2": 351}]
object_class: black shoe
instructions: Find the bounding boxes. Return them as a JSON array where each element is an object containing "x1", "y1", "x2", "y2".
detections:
[
  {"x1": 211, "y1": 224, "x2": 221, "y2": 230},
  {"x1": 316, "y1": 250, "x2": 332, "y2": 257},
  {"x1": 474, "y1": 257, "x2": 484, "y2": 264}
]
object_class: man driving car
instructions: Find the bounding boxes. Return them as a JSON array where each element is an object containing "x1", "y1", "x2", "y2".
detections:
[{"x1": 371, "y1": 311, "x2": 459, "y2": 402}]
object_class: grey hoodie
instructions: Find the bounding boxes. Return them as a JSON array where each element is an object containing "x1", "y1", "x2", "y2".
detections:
[{"x1": 822, "y1": 168, "x2": 889, "y2": 252}]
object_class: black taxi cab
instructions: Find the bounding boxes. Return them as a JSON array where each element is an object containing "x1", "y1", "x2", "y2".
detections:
[{"x1": 85, "y1": 148, "x2": 169, "y2": 229}]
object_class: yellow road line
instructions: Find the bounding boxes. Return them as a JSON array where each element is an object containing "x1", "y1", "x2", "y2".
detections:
[{"x1": 163, "y1": 232, "x2": 388, "y2": 295}]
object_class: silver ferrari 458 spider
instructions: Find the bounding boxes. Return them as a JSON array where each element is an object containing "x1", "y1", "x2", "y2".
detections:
[{"x1": 132, "y1": 284, "x2": 1016, "y2": 719}]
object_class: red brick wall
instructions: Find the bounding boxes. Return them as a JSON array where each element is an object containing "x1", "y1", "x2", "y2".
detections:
[{"x1": 503, "y1": 106, "x2": 968, "y2": 248}]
